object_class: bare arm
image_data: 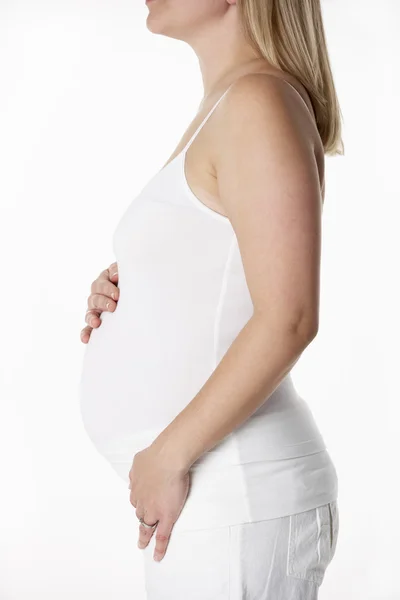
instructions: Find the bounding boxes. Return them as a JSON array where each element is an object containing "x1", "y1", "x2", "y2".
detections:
[{"x1": 151, "y1": 74, "x2": 322, "y2": 471}]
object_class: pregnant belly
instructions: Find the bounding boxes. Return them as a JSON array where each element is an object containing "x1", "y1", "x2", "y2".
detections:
[
  {"x1": 78, "y1": 306, "x2": 326, "y2": 465},
  {"x1": 78, "y1": 306, "x2": 215, "y2": 455}
]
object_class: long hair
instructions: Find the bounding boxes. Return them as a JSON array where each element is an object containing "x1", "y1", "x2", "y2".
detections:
[{"x1": 238, "y1": 0, "x2": 344, "y2": 156}]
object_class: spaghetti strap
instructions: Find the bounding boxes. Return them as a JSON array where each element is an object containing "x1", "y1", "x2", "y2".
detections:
[
  {"x1": 180, "y1": 77, "x2": 313, "y2": 157},
  {"x1": 181, "y1": 83, "x2": 234, "y2": 154}
]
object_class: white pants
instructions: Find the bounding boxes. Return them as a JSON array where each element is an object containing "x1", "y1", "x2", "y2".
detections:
[{"x1": 140, "y1": 500, "x2": 339, "y2": 600}]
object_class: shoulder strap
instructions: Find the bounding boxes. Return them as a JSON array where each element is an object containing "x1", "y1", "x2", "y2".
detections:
[
  {"x1": 181, "y1": 84, "x2": 234, "y2": 154},
  {"x1": 181, "y1": 74, "x2": 314, "y2": 155}
]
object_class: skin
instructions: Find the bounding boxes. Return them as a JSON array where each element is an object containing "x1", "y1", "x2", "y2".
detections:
[
  {"x1": 82, "y1": 0, "x2": 325, "y2": 562},
  {"x1": 80, "y1": 262, "x2": 119, "y2": 343}
]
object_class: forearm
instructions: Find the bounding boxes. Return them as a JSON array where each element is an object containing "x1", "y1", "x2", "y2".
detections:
[{"x1": 150, "y1": 312, "x2": 317, "y2": 472}]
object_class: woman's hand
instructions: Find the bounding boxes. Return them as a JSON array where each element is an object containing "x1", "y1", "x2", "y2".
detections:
[
  {"x1": 80, "y1": 261, "x2": 119, "y2": 343},
  {"x1": 128, "y1": 446, "x2": 190, "y2": 562}
]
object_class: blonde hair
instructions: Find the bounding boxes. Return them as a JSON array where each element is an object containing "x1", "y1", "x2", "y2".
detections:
[{"x1": 238, "y1": 0, "x2": 344, "y2": 156}]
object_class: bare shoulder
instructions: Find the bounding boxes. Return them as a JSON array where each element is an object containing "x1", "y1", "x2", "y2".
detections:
[
  {"x1": 214, "y1": 71, "x2": 324, "y2": 194},
  {"x1": 222, "y1": 72, "x2": 317, "y2": 140}
]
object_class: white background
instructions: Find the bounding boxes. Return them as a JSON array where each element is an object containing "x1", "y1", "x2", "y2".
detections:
[{"x1": 1, "y1": 0, "x2": 399, "y2": 598}]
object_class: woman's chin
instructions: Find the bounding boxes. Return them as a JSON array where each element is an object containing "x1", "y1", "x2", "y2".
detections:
[{"x1": 146, "y1": 15, "x2": 167, "y2": 35}]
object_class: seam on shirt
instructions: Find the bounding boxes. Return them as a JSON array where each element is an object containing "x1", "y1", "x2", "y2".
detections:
[
  {"x1": 213, "y1": 231, "x2": 237, "y2": 369},
  {"x1": 212, "y1": 232, "x2": 253, "y2": 524},
  {"x1": 316, "y1": 505, "x2": 322, "y2": 564}
]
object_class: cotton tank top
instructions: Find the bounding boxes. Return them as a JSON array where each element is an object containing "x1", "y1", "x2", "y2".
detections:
[{"x1": 79, "y1": 79, "x2": 338, "y2": 532}]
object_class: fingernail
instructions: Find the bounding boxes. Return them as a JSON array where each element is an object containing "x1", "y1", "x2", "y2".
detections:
[
  {"x1": 138, "y1": 541, "x2": 146, "y2": 549},
  {"x1": 112, "y1": 272, "x2": 118, "y2": 278},
  {"x1": 154, "y1": 553, "x2": 162, "y2": 562},
  {"x1": 111, "y1": 292, "x2": 116, "y2": 300}
]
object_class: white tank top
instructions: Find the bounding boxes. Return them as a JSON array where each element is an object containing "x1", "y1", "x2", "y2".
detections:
[{"x1": 79, "y1": 80, "x2": 338, "y2": 532}]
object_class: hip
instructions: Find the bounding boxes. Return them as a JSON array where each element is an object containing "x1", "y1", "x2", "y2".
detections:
[
  {"x1": 141, "y1": 499, "x2": 340, "y2": 599},
  {"x1": 107, "y1": 447, "x2": 339, "y2": 533}
]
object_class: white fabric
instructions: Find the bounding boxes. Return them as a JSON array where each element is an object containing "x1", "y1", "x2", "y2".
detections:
[
  {"x1": 78, "y1": 80, "x2": 338, "y2": 532},
  {"x1": 140, "y1": 500, "x2": 340, "y2": 599},
  {"x1": 106, "y1": 450, "x2": 337, "y2": 534}
]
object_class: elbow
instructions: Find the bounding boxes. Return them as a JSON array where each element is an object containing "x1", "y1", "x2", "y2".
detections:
[
  {"x1": 274, "y1": 312, "x2": 319, "y2": 346},
  {"x1": 288, "y1": 315, "x2": 319, "y2": 346},
  {"x1": 254, "y1": 306, "x2": 319, "y2": 346}
]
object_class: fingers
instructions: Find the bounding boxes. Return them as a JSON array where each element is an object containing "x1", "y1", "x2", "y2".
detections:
[
  {"x1": 108, "y1": 262, "x2": 119, "y2": 282},
  {"x1": 135, "y1": 504, "x2": 157, "y2": 549},
  {"x1": 87, "y1": 293, "x2": 118, "y2": 315},
  {"x1": 81, "y1": 262, "x2": 119, "y2": 343},
  {"x1": 85, "y1": 309, "x2": 101, "y2": 327},
  {"x1": 90, "y1": 278, "x2": 120, "y2": 303},
  {"x1": 80, "y1": 325, "x2": 93, "y2": 344},
  {"x1": 153, "y1": 518, "x2": 175, "y2": 562},
  {"x1": 135, "y1": 508, "x2": 174, "y2": 562},
  {"x1": 90, "y1": 268, "x2": 120, "y2": 306},
  {"x1": 137, "y1": 520, "x2": 158, "y2": 550}
]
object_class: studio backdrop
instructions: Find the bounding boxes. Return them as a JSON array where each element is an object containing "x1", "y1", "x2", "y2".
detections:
[{"x1": 0, "y1": 1, "x2": 399, "y2": 599}]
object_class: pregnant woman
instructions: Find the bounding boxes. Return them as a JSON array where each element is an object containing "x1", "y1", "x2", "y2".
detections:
[{"x1": 79, "y1": 0, "x2": 343, "y2": 598}]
